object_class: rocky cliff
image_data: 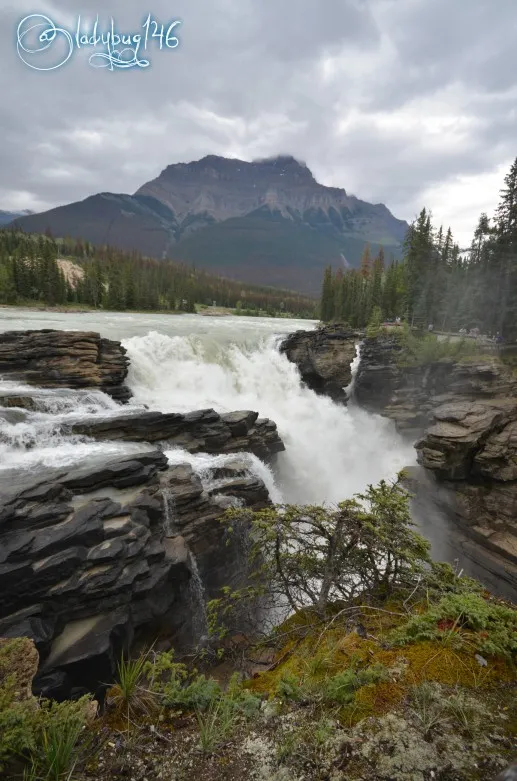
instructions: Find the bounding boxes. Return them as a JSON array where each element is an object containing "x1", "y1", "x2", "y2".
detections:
[
  {"x1": 0, "y1": 329, "x2": 287, "y2": 698},
  {"x1": 13, "y1": 156, "x2": 408, "y2": 294},
  {"x1": 280, "y1": 324, "x2": 363, "y2": 402},
  {"x1": 414, "y1": 400, "x2": 517, "y2": 595},
  {"x1": 355, "y1": 336, "x2": 517, "y2": 598},
  {"x1": 354, "y1": 335, "x2": 516, "y2": 436},
  {"x1": 280, "y1": 327, "x2": 517, "y2": 599},
  {"x1": 0, "y1": 449, "x2": 271, "y2": 700},
  {"x1": 0, "y1": 330, "x2": 132, "y2": 402}
]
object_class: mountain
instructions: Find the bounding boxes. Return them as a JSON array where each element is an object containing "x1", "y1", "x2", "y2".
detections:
[
  {"x1": 13, "y1": 156, "x2": 408, "y2": 294},
  {"x1": 0, "y1": 209, "x2": 33, "y2": 226}
]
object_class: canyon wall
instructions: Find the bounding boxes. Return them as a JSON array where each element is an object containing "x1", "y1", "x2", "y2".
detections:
[{"x1": 281, "y1": 327, "x2": 517, "y2": 599}]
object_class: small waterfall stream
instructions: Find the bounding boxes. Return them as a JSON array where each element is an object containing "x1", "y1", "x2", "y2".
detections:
[
  {"x1": 187, "y1": 552, "x2": 210, "y2": 648},
  {"x1": 160, "y1": 486, "x2": 179, "y2": 537}
]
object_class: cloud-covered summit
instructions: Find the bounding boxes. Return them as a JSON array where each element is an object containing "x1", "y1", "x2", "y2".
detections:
[{"x1": 1, "y1": 0, "x2": 515, "y2": 244}]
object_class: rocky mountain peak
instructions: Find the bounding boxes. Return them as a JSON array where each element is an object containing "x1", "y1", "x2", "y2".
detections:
[{"x1": 155, "y1": 153, "x2": 317, "y2": 188}]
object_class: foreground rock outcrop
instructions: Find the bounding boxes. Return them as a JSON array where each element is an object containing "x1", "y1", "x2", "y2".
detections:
[
  {"x1": 68, "y1": 408, "x2": 285, "y2": 460},
  {"x1": 0, "y1": 450, "x2": 270, "y2": 699},
  {"x1": 280, "y1": 324, "x2": 362, "y2": 402},
  {"x1": 0, "y1": 330, "x2": 132, "y2": 402}
]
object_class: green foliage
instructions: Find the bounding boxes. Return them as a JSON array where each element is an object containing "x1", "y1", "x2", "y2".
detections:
[
  {"x1": 109, "y1": 651, "x2": 157, "y2": 717},
  {"x1": 0, "y1": 691, "x2": 91, "y2": 777},
  {"x1": 396, "y1": 328, "x2": 482, "y2": 366},
  {"x1": 216, "y1": 478, "x2": 431, "y2": 635},
  {"x1": 143, "y1": 650, "x2": 221, "y2": 711},
  {"x1": 275, "y1": 673, "x2": 306, "y2": 703},
  {"x1": 408, "y1": 681, "x2": 491, "y2": 740},
  {"x1": 390, "y1": 592, "x2": 517, "y2": 658},
  {"x1": 366, "y1": 305, "x2": 384, "y2": 337},
  {"x1": 195, "y1": 696, "x2": 238, "y2": 753},
  {"x1": 36, "y1": 712, "x2": 86, "y2": 781},
  {"x1": 318, "y1": 247, "x2": 402, "y2": 328},
  {"x1": 226, "y1": 673, "x2": 262, "y2": 717},
  {"x1": 324, "y1": 663, "x2": 387, "y2": 705},
  {"x1": 0, "y1": 228, "x2": 316, "y2": 317},
  {"x1": 320, "y1": 265, "x2": 334, "y2": 322},
  {"x1": 319, "y1": 155, "x2": 517, "y2": 339},
  {"x1": 0, "y1": 638, "x2": 92, "y2": 776}
]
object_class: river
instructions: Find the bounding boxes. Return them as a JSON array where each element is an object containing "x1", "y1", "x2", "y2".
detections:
[{"x1": 0, "y1": 309, "x2": 415, "y2": 505}]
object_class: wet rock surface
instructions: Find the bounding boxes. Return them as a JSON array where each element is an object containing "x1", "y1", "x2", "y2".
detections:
[
  {"x1": 68, "y1": 408, "x2": 285, "y2": 459},
  {"x1": 0, "y1": 329, "x2": 132, "y2": 402},
  {"x1": 280, "y1": 324, "x2": 362, "y2": 403},
  {"x1": 0, "y1": 450, "x2": 270, "y2": 699}
]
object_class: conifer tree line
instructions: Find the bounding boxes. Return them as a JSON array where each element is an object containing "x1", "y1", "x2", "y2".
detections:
[
  {"x1": 0, "y1": 230, "x2": 316, "y2": 317},
  {"x1": 320, "y1": 156, "x2": 517, "y2": 339}
]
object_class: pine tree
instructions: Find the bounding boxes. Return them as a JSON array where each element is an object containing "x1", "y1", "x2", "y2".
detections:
[
  {"x1": 320, "y1": 265, "x2": 334, "y2": 322},
  {"x1": 359, "y1": 244, "x2": 372, "y2": 279},
  {"x1": 493, "y1": 158, "x2": 517, "y2": 336}
]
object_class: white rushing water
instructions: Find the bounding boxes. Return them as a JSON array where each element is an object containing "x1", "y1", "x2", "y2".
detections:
[
  {"x1": 0, "y1": 309, "x2": 415, "y2": 501},
  {"x1": 123, "y1": 330, "x2": 415, "y2": 504}
]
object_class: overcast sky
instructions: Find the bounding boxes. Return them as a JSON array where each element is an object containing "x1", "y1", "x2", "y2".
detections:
[{"x1": 2, "y1": 0, "x2": 516, "y2": 246}]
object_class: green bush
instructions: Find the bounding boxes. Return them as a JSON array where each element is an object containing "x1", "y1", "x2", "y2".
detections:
[
  {"x1": 275, "y1": 673, "x2": 306, "y2": 703},
  {"x1": 0, "y1": 690, "x2": 91, "y2": 776},
  {"x1": 390, "y1": 592, "x2": 517, "y2": 658},
  {"x1": 324, "y1": 664, "x2": 387, "y2": 705},
  {"x1": 396, "y1": 329, "x2": 482, "y2": 366}
]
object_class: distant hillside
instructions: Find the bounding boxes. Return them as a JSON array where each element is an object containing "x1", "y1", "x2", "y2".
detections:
[
  {"x1": 0, "y1": 209, "x2": 33, "y2": 226},
  {"x1": 14, "y1": 156, "x2": 408, "y2": 295}
]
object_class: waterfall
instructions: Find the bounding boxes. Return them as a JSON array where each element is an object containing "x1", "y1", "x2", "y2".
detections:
[
  {"x1": 0, "y1": 383, "x2": 147, "y2": 474},
  {"x1": 124, "y1": 331, "x2": 415, "y2": 505},
  {"x1": 161, "y1": 486, "x2": 178, "y2": 537},
  {"x1": 187, "y1": 551, "x2": 209, "y2": 648},
  {"x1": 345, "y1": 342, "x2": 362, "y2": 400}
]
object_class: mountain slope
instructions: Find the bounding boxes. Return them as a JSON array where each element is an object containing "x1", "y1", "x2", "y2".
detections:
[
  {"x1": 0, "y1": 210, "x2": 33, "y2": 227},
  {"x1": 14, "y1": 155, "x2": 408, "y2": 294}
]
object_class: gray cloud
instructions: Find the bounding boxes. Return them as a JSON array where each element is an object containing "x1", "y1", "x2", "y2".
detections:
[{"x1": 0, "y1": 0, "x2": 516, "y2": 242}]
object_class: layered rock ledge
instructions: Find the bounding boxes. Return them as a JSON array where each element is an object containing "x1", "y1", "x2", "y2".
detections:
[
  {"x1": 415, "y1": 399, "x2": 517, "y2": 590},
  {"x1": 354, "y1": 334, "x2": 516, "y2": 436},
  {"x1": 0, "y1": 329, "x2": 131, "y2": 402},
  {"x1": 0, "y1": 450, "x2": 270, "y2": 700},
  {"x1": 68, "y1": 408, "x2": 285, "y2": 460},
  {"x1": 280, "y1": 324, "x2": 362, "y2": 402}
]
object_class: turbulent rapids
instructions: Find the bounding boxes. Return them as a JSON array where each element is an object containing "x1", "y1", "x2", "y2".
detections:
[
  {"x1": 0, "y1": 312, "x2": 414, "y2": 502},
  {"x1": 124, "y1": 330, "x2": 415, "y2": 503}
]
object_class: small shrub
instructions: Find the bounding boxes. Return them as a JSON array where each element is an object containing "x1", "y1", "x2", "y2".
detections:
[
  {"x1": 196, "y1": 697, "x2": 237, "y2": 753},
  {"x1": 324, "y1": 664, "x2": 387, "y2": 705},
  {"x1": 226, "y1": 673, "x2": 261, "y2": 717},
  {"x1": 176, "y1": 675, "x2": 221, "y2": 711},
  {"x1": 397, "y1": 330, "x2": 484, "y2": 366},
  {"x1": 275, "y1": 673, "x2": 305, "y2": 703},
  {"x1": 444, "y1": 689, "x2": 489, "y2": 737},
  {"x1": 0, "y1": 638, "x2": 92, "y2": 776},
  {"x1": 390, "y1": 593, "x2": 517, "y2": 659},
  {"x1": 144, "y1": 650, "x2": 221, "y2": 711},
  {"x1": 108, "y1": 651, "x2": 157, "y2": 717},
  {"x1": 408, "y1": 681, "x2": 448, "y2": 737}
]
